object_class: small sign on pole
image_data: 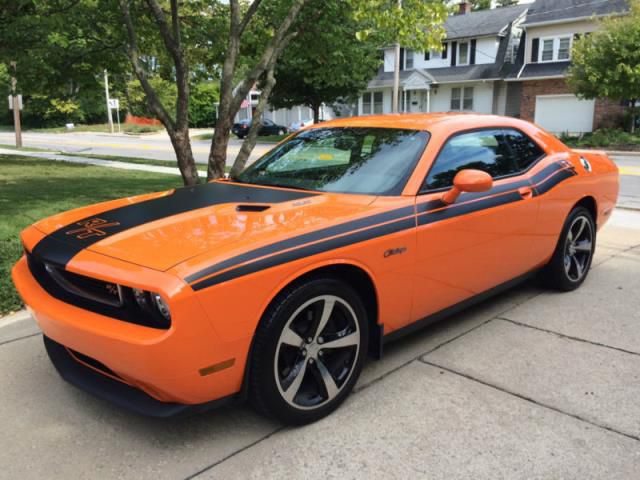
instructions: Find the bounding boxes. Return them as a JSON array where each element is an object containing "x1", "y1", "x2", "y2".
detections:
[
  {"x1": 108, "y1": 98, "x2": 119, "y2": 110},
  {"x1": 7, "y1": 95, "x2": 23, "y2": 111}
]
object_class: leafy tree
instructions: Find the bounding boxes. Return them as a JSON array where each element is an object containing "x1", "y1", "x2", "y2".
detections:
[
  {"x1": 267, "y1": 1, "x2": 381, "y2": 126},
  {"x1": 567, "y1": 0, "x2": 640, "y2": 132},
  {"x1": 189, "y1": 82, "x2": 219, "y2": 128},
  {"x1": 496, "y1": 0, "x2": 518, "y2": 6},
  {"x1": 471, "y1": 0, "x2": 492, "y2": 10}
]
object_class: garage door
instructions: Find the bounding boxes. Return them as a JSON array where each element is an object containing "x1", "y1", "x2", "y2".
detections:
[{"x1": 535, "y1": 95, "x2": 595, "y2": 134}]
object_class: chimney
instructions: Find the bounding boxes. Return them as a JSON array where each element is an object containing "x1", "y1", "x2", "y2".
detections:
[{"x1": 457, "y1": 1, "x2": 472, "y2": 15}]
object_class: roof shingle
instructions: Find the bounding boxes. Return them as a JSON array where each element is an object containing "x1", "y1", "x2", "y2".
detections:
[
  {"x1": 444, "y1": 4, "x2": 528, "y2": 40},
  {"x1": 522, "y1": 0, "x2": 629, "y2": 26}
]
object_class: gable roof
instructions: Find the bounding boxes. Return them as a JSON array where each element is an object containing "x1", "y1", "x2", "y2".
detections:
[
  {"x1": 522, "y1": 0, "x2": 629, "y2": 26},
  {"x1": 445, "y1": 4, "x2": 528, "y2": 40}
]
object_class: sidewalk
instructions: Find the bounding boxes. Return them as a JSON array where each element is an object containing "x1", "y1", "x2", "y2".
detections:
[{"x1": 0, "y1": 148, "x2": 207, "y2": 177}]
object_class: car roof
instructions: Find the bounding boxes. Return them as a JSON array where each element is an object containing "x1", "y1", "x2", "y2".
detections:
[{"x1": 306, "y1": 113, "x2": 531, "y2": 135}]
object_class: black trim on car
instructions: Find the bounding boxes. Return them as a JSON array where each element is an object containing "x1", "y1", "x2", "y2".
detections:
[{"x1": 43, "y1": 336, "x2": 237, "y2": 417}]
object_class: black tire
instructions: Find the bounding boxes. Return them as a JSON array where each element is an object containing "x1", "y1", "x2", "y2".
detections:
[
  {"x1": 235, "y1": 134, "x2": 245, "y2": 140},
  {"x1": 539, "y1": 206, "x2": 596, "y2": 291},
  {"x1": 249, "y1": 276, "x2": 368, "y2": 425}
]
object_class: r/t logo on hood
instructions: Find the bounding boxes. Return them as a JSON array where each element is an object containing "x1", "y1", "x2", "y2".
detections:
[{"x1": 66, "y1": 218, "x2": 121, "y2": 239}]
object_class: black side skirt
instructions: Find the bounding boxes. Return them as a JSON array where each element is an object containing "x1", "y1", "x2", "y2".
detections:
[
  {"x1": 43, "y1": 336, "x2": 237, "y2": 417},
  {"x1": 381, "y1": 271, "x2": 537, "y2": 346}
]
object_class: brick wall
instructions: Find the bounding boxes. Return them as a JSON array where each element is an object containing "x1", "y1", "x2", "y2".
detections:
[{"x1": 520, "y1": 78, "x2": 625, "y2": 130}]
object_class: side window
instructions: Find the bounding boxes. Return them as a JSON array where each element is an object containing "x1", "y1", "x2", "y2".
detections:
[
  {"x1": 424, "y1": 130, "x2": 518, "y2": 190},
  {"x1": 502, "y1": 129, "x2": 545, "y2": 171}
]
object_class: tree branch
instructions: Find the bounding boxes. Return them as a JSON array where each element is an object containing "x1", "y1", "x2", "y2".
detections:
[
  {"x1": 238, "y1": 0, "x2": 263, "y2": 37},
  {"x1": 143, "y1": 0, "x2": 181, "y2": 62}
]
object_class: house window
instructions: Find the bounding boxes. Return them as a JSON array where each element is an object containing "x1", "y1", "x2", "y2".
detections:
[
  {"x1": 557, "y1": 37, "x2": 571, "y2": 60},
  {"x1": 405, "y1": 50, "x2": 414, "y2": 69},
  {"x1": 541, "y1": 39, "x2": 554, "y2": 61},
  {"x1": 451, "y1": 87, "x2": 474, "y2": 111},
  {"x1": 539, "y1": 36, "x2": 573, "y2": 62},
  {"x1": 463, "y1": 87, "x2": 474, "y2": 110},
  {"x1": 459, "y1": 42, "x2": 469, "y2": 65},
  {"x1": 362, "y1": 92, "x2": 384, "y2": 115}
]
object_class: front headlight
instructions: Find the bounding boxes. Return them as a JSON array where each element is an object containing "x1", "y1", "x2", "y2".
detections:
[{"x1": 132, "y1": 288, "x2": 171, "y2": 328}]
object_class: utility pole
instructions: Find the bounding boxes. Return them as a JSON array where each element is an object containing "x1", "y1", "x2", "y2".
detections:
[
  {"x1": 392, "y1": 0, "x2": 402, "y2": 113},
  {"x1": 10, "y1": 61, "x2": 22, "y2": 148},
  {"x1": 103, "y1": 69, "x2": 114, "y2": 134}
]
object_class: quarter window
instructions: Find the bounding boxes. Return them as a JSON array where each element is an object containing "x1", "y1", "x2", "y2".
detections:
[{"x1": 424, "y1": 129, "x2": 543, "y2": 191}]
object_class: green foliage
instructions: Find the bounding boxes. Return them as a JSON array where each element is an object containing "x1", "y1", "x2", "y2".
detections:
[
  {"x1": 472, "y1": 0, "x2": 492, "y2": 10},
  {"x1": 189, "y1": 82, "x2": 219, "y2": 128},
  {"x1": 496, "y1": 0, "x2": 518, "y2": 6},
  {"x1": 567, "y1": 1, "x2": 640, "y2": 129},
  {"x1": 269, "y1": 1, "x2": 381, "y2": 119},
  {"x1": 560, "y1": 128, "x2": 640, "y2": 148},
  {"x1": 353, "y1": 0, "x2": 449, "y2": 52},
  {"x1": 126, "y1": 77, "x2": 177, "y2": 119}
]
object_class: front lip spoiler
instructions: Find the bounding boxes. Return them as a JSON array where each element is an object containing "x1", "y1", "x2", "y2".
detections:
[{"x1": 43, "y1": 335, "x2": 237, "y2": 418}]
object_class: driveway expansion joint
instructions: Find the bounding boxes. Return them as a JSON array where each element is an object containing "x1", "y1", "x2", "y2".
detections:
[
  {"x1": 495, "y1": 317, "x2": 640, "y2": 357},
  {"x1": 418, "y1": 359, "x2": 640, "y2": 443},
  {"x1": 0, "y1": 332, "x2": 42, "y2": 348}
]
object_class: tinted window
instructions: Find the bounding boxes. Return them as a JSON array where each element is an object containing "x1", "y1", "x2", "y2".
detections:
[
  {"x1": 424, "y1": 129, "x2": 545, "y2": 191},
  {"x1": 425, "y1": 130, "x2": 518, "y2": 190},
  {"x1": 237, "y1": 127, "x2": 429, "y2": 196},
  {"x1": 502, "y1": 129, "x2": 544, "y2": 170}
]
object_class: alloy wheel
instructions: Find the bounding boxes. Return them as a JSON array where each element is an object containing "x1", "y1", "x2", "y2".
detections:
[
  {"x1": 274, "y1": 295, "x2": 360, "y2": 410},
  {"x1": 563, "y1": 215, "x2": 594, "y2": 282}
]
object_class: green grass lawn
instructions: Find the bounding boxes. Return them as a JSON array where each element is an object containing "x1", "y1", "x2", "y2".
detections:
[
  {"x1": 0, "y1": 154, "x2": 182, "y2": 316},
  {"x1": 0, "y1": 144, "x2": 56, "y2": 153}
]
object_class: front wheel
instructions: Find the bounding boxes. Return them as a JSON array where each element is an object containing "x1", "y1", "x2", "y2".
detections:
[
  {"x1": 277, "y1": 129, "x2": 285, "y2": 135},
  {"x1": 540, "y1": 206, "x2": 596, "y2": 291},
  {"x1": 249, "y1": 277, "x2": 368, "y2": 425}
]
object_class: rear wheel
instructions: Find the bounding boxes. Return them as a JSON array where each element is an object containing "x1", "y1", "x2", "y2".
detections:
[
  {"x1": 277, "y1": 129, "x2": 285, "y2": 135},
  {"x1": 540, "y1": 206, "x2": 595, "y2": 291},
  {"x1": 250, "y1": 277, "x2": 368, "y2": 425}
]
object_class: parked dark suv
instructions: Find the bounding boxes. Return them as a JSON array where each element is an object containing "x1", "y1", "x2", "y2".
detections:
[{"x1": 232, "y1": 118, "x2": 288, "y2": 139}]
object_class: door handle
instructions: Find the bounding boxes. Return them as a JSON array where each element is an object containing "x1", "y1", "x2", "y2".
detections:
[{"x1": 518, "y1": 186, "x2": 534, "y2": 200}]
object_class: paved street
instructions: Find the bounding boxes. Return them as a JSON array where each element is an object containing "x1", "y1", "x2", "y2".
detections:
[
  {"x1": 0, "y1": 131, "x2": 272, "y2": 166},
  {"x1": 1, "y1": 209, "x2": 639, "y2": 479}
]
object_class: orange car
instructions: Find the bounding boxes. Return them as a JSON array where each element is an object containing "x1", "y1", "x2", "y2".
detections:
[{"x1": 12, "y1": 114, "x2": 619, "y2": 424}]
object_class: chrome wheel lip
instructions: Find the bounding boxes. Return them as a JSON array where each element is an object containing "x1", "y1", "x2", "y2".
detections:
[
  {"x1": 274, "y1": 294, "x2": 360, "y2": 411},
  {"x1": 564, "y1": 215, "x2": 594, "y2": 283}
]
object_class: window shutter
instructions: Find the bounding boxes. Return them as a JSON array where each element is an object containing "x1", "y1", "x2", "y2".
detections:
[
  {"x1": 531, "y1": 38, "x2": 539, "y2": 63},
  {"x1": 442, "y1": 42, "x2": 448, "y2": 59},
  {"x1": 470, "y1": 39, "x2": 477, "y2": 65},
  {"x1": 425, "y1": 50, "x2": 430, "y2": 61},
  {"x1": 451, "y1": 41, "x2": 457, "y2": 66},
  {"x1": 400, "y1": 48, "x2": 405, "y2": 71}
]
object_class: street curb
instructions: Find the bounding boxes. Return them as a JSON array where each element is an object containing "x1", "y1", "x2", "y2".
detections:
[
  {"x1": 606, "y1": 151, "x2": 640, "y2": 157},
  {"x1": 0, "y1": 310, "x2": 31, "y2": 328}
]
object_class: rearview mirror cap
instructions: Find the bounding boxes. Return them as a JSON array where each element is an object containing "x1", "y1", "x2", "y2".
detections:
[{"x1": 441, "y1": 169, "x2": 493, "y2": 205}]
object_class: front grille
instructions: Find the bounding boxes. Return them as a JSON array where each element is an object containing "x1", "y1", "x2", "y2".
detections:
[{"x1": 26, "y1": 251, "x2": 169, "y2": 329}]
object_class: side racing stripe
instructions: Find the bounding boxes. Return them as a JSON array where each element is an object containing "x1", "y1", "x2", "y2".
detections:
[{"x1": 189, "y1": 162, "x2": 577, "y2": 290}]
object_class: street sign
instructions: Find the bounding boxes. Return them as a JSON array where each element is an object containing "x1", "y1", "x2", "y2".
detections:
[
  {"x1": 7, "y1": 95, "x2": 23, "y2": 110},
  {"x1": 108, "y1": 98, "x2": 119, "y2": 109}
]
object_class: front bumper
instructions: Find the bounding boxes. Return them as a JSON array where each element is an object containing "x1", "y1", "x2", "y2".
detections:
[
  {"x1": 12, "y1": 253, "x2": 252, "y2": 410},
  {"x1": 43, "y1": 335, "x2": 235, "y2": 417}
]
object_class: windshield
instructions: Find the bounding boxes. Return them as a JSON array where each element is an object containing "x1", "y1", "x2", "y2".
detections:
[{"x1": 236, "y1": 127, "x2": 430, "y2": 195}]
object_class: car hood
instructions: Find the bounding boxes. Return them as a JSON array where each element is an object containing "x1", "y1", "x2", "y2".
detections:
[{"x1": 31, "y1": 181, "x2": 378, "y2": 272}]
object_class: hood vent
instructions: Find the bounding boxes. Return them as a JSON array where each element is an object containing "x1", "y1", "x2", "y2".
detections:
[{"x1": 235, "y1": 204, "x2": 271, "y2": 213}]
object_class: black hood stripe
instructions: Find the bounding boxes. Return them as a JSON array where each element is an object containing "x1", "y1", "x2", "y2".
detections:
[
  {"x1": 32, "y1": 182, "x2": 316, "y2": 266},
  {"x1": 189, "y1": 163, "x2": 577, "y2": 290}
]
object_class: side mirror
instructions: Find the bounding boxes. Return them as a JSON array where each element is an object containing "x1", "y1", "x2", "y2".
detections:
[{"x1": 442, "y1": 169, "x2": 493, "y2": 204}]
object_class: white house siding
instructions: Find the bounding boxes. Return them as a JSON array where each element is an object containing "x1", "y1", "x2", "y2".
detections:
[
  {"x1": 430, "y1": 82, "x2": 494, "y2": 114},
  {"x1": 523, "y1": 20, "x2": 596, "y2": 65}
]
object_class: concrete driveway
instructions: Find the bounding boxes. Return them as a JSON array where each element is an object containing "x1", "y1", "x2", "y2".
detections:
[{"x1": 1, "y1": 210, "x2": 640, "y2": 479}]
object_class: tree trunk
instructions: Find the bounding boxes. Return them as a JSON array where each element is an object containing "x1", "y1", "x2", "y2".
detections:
[
  {"x1": 206, "y1": 0, "x2": 306, "y2": 180},
  {"x1": 168, "y1": 128, "x2": 199, "y2": 186},
  {"x1": 630, "y1": 100, "x2": 637, "y2": 134},
  {"x1": 230, "y1": 66, "x2": 278, "y2": 178},
  {"x1": 312, "y1": 102, "x2": 321, "y2": 123}
]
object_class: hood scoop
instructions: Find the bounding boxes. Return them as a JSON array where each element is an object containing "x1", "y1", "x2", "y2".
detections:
[{"x1": 235, "y1": 204, "x2": 271, "y2": 212}]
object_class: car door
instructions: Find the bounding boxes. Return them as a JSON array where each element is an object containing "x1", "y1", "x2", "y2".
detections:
[
  {"x1": 260, "y1": 119, "x2": 274, "y2": 135},
  {"x1": 409, "y1": 128, "x2": 545, "y2": 324}
]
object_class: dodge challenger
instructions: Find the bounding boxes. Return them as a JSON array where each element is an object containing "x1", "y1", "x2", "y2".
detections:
[{"x1": 12, "y1": 113, "x2": 619, "y2": 425}]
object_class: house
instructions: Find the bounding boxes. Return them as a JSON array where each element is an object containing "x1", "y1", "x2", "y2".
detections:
[
  {"x1": 358, "y1": 2, "x2": 528, "y2": 117},
  {"x1": 506, "y1": 0, "x2": 630, "y2": 134}
]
